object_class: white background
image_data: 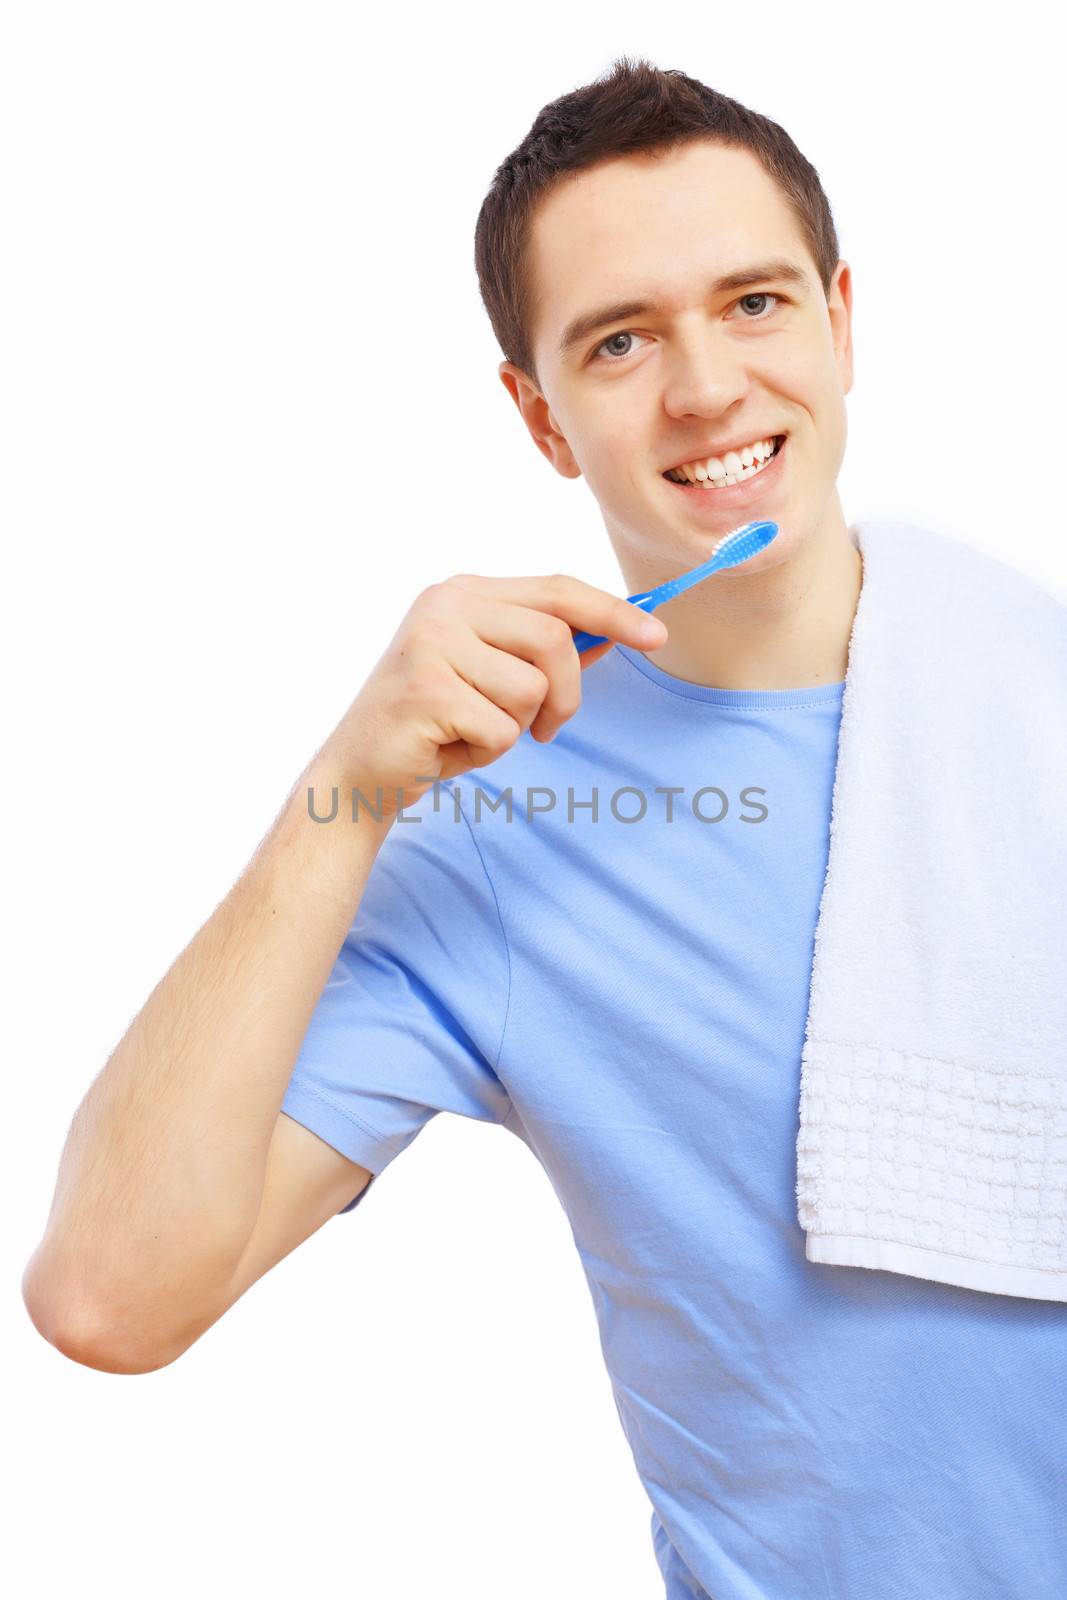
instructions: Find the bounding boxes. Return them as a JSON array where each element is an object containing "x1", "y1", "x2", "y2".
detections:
[{"x1": 4, "y1": 3, "x2": 1064, "y2": 1596}]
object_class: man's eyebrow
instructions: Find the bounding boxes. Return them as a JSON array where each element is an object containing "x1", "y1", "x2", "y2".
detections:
[{"x1": 556, "y1": 259, "x2": 811, "y2": 358}]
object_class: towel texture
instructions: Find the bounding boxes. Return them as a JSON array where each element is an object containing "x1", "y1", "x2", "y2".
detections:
[{"x1": 795, "y1": 520, "x2": 1067, "y2": 1301}]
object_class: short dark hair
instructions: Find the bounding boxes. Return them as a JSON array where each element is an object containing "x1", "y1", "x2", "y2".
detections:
[{"x1": 474, "y1": 55, "x2": 841, "y2": 391}]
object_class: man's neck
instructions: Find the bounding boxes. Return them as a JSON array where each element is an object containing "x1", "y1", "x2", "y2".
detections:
[{"x1": 619, "y1": 496, "x2": 863, "y2": 692}]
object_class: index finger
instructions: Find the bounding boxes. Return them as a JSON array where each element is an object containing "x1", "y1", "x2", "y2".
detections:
[{"x1": 442, "y1": 571, "x2": 668, "y2": 650}]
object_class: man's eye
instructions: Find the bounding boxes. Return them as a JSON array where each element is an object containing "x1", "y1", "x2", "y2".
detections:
[
  {"x1": 589, "y1": 293, "x2": 783, "y2": 364},
  {"x1": 735, "y1": 291, "x2": 782, "y2": 320},
  {"x1": 590, "y1": 329, "x2": 650, "y2": 364}
]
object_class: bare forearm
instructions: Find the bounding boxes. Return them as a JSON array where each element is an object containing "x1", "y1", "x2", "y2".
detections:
[{"x1": 25, "y1": 755, "x2": 390, "y2": 1346}]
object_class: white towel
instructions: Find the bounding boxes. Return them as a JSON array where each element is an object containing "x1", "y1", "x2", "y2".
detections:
[{"x1": 795, "y1": 519, "x2": 1067, "y2": 1301}]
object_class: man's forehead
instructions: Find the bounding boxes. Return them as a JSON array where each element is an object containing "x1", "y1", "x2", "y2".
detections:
[{"x1": 526, "y1": 144, "x2": 803, "y2": 364}]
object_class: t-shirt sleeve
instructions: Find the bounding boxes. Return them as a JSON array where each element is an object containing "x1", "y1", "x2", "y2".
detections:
[{"x1": 279, "y1": 777, "x2": 511, "y2": 1215}]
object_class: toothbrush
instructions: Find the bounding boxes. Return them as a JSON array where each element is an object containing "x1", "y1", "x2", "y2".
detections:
[{"x1": 570, "y1": 519, "x2": 780, "y2": 655}]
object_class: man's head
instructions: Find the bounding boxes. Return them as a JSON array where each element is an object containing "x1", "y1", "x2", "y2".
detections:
[{"x1": 474, "y1": 57, "x2": 854, "y2": 582}]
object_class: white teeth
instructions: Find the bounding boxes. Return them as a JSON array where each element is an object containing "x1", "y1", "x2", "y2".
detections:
[
  {"x1": 667, "y1": 436, "x2": 780, "y2": 487},
  {"x1": 669, "y1": 436, "x2": 776, "y2": 483}
]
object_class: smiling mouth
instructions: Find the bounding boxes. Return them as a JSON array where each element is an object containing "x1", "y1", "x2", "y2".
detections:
[{"x1": 662, "y1": 434, "x2": 786, "y2": 488}]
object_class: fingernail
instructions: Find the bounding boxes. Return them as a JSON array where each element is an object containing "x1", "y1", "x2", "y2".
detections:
[{"x1": 638, "y1": 616, "x2": 667, "y2": 641}]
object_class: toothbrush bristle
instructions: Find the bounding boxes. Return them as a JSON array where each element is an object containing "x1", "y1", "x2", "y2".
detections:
[{"x1": 710, "y1": 520, "x2": 778, "y2": 568}]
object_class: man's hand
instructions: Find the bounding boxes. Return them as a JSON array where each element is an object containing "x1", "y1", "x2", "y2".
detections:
[{"x1": 316, "y1": 572, "x2": 668, "y2": 816}]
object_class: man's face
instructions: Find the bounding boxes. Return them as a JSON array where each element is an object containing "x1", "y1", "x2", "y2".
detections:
[{"x1": 500, "y1": 139, "x2": 854, "y2": 581}]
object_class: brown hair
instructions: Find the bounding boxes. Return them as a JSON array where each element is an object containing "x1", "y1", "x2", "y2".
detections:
[{"x1": 474, "y1": 55, "x2": 841, "y2": 392}]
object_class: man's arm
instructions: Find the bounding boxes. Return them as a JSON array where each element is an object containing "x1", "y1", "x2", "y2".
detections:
[
  {"x1": 21, "y1": 572, "x2": 664, "y2": 1373},
  {"x1": 21, "y1": 757, "x2": 392, "y2": 1374}
]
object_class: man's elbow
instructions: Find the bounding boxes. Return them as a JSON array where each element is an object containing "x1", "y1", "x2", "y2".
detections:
[{"x1": 22, "y1": 1254, "x2": 188, "y2": 1375}]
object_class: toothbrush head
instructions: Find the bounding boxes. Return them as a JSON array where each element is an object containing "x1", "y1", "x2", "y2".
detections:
[{"x1": 708, "y1": 519, "x2": 779, "y2": 570}]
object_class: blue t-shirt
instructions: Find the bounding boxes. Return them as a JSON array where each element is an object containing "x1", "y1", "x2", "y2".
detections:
[{"x1": 281, "y1": 641, "x2": 1066, "y2": 1599}]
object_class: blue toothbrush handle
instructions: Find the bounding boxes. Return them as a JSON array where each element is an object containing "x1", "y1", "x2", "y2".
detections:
[
  {"x1": 572, "y1": 593, "x2": 658, "y2": 655},
  {"x1": 571, "y1": 627, "x2": 610, "y2": 653},
  {"x1": 572, "y1": 520, "x2": 778, "y2": 655}
]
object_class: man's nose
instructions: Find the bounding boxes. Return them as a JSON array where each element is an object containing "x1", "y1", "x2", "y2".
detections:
[{"x1": 660, "y1": 338, "x2": 752, "y2": 420}]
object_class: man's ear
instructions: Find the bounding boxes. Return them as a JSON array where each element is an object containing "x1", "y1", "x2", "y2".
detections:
[
  {"x1": 829, "y1": 260, "x2": 854, "y2": 397},
  {"x1": 498, "y1": 361, "x2": 582, "y2": 479}
]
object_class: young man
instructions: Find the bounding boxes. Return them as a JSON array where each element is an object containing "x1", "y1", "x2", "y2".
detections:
[{"x1": 25, "y1": 57, "x2": 1065, "y2": 1599}]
